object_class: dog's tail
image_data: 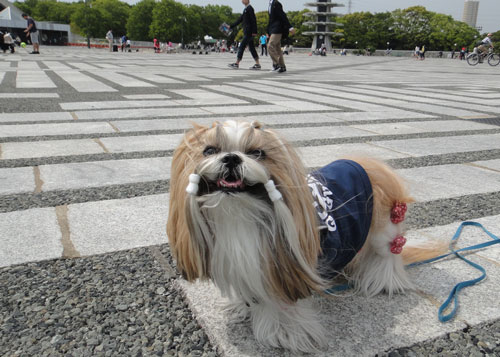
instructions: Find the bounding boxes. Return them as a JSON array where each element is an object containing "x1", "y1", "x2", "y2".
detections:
[{"x1": 402, "y1": 240, "x2": 449, "y2": 265}]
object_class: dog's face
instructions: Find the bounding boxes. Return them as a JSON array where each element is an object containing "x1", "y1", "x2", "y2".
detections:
[
  {"x1": 167, "y1": 121, "x2": 324, "y2": 303},
  {"x1": 190, "y1": 121, "x2": 274, "y2": 201}
]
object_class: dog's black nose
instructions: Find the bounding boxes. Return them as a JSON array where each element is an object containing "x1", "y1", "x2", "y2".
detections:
[{"x1": 221, "y1": 153, "x2": 242, "y2": 168}]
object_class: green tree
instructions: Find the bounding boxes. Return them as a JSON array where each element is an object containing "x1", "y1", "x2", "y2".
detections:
[
  {"x1": 93, "y1": 0, "x2": 130, "y2": 37},
  {"x1": 149, "y1": 0, "x2": 187, "y2": 43},
  {"x1": 13, "y1": 0, "x2": 38, "y2": 15},
  {"x1": 32, "y1": 0, "x2": 75, "y2": 23},
  {"x1": 198, "y1": 4, "x2": 234, "y2": 39},
  {"x1": 70, "y1": 2, "x2": 105, "y2": 39},
  {"x1": 184, "y1": 5, "x2": 202, "y2": 43},
  {"x1": 287, "y1": 10, "x2": 313, "y2": 48},
  {"x1": 429, "y1": 14, "x2": 479, "y2": 50},
  {"x1": 126, "y1": 0, "x2": 155, "y2": 41},
  {"x1": 392, "y1": 6, "x2": 432, "y2": 49}
]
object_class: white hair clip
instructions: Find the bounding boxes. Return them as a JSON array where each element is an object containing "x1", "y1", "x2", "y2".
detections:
[
  {"x1": 264, "y1": 180, "x2": 282, "y2": 202},
  {"x1": 186, "y1": 174, "x2": 200, "y2": 195}
]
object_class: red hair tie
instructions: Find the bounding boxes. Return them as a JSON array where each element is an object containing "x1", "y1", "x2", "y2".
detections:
[
  {"x1": 391, "y1": 202, "x2": 407, "y2": 224},
  {"x1": 390, "y1": 235, "x2": 407, "y2": 254}
]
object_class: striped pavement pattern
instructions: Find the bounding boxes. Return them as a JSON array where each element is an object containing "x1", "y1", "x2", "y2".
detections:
[{"x1": 1, "y1": 48, "x2": 499, "y2": 356}]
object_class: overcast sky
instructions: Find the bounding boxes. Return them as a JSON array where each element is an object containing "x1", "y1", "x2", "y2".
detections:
[{"x1": 157, "y1": 0, "x2": 498, "y2": 33}]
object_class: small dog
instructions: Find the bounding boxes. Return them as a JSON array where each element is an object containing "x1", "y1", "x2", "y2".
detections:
[{"x1": 167, "y1": 120, "x2": 446, "y2": 352}]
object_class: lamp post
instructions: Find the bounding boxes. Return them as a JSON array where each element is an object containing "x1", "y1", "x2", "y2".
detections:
[
  {"x1": 85, "y1": 0, "x2": 91, "y2": 49},
  {"x1": 180, "y1": 16, "x2": 186, "y2": 49}
]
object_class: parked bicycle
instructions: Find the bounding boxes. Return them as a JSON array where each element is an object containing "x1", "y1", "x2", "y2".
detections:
[{"x1": 467, "y1": 48, "x2": 500, "y2": 66}]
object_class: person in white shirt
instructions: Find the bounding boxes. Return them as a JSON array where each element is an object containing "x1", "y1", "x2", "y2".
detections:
[
  {"x1": 477, "y1": 33, "x2": 495, "y2": 55},
  {"x1": 106, "y1": 30, "x2": 113, "y2": 52}
]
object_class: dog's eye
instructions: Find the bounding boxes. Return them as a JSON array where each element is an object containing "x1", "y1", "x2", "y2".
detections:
[
  {"x1": 203, "y1": 146, "x2": 220, "y2": 156},
  {"x1": 246, "y1": 149, "x2": 266, "y2": 160}
]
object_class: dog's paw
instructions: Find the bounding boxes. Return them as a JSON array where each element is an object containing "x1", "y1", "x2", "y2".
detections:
[
  {"x1": 250, "y1": 299, "x2": 327, "y2": 353},
  {"x1": 221, "y1": 299, "x2": 251, "y2": 323}
]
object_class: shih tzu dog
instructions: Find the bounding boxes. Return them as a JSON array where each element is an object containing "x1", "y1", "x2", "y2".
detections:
[{"x1": 167, "y1": 120, "x2": 445, "y2": 352}]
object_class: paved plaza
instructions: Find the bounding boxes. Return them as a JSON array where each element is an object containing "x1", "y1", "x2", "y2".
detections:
[{"x1": 1, "y1": 46, "x2": 500, "y2": 356}]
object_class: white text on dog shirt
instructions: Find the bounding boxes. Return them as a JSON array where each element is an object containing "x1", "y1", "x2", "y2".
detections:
[{"x1": 307, "y1": 175, "x2": 337, "y2": 232}]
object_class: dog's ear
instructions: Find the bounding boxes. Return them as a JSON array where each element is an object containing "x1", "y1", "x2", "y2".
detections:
[
  {"x1": 167, "y1": 127, "x2": 209, "y2": 281},
  {"x1": 258, "y1": 129, "x2": 325, "y2": 301}
]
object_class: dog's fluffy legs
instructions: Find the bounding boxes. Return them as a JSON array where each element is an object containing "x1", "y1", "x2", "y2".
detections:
[
  {"x1": 347, "y1": 220, "x2": 413, "y2": 297},
  {"x1": 346, "y1": 157, "x2": 414, "y2": 297},
  {"x1": 223, "y1": 298, "x2": 326, "y2": 352},
  {"x1": 249, "y1": 299, "x2": 326, "y2": 352}
]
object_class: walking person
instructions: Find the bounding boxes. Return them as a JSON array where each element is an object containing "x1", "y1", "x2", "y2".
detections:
[
  {"x1": 121, "y1": 35, "x2": 127, "y2": 52},
  {"x1": 106, "y1": 30, "x2": 113, "y2": 52},
  {"x1": 227, "y1": 0, "x2": 261, "y2": 70},
  {"x1": 260, "y1": 34, "x2": 268, "y2": 56},
  {"x1": 419, "y1": 45, "x2": 426, "y2": 60},
  {"x1": 22, "y1": 13, "x2": 40, "y2": 54},
  {"x1": 267, "y1": 0, "x2": 295, "y2": 73}
]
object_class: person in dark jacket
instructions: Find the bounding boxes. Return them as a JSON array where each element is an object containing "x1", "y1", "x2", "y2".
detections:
[
  {"x1": 267, "y1": 0, "x2": 295, "y2": 73},
  {"x1": 228, "y1": 0, "x2": 261, "y2": 70}
]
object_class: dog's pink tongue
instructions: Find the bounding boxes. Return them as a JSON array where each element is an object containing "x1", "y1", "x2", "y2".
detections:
[{"x1": 217, "y1": 178, "x2": 244, "y2": 189}]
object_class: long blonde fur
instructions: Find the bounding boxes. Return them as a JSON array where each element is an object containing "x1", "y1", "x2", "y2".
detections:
[
  {"x1": 167, "y1": 121, "x2": 325, "y2": 302},
  {"x1": 167, "y1": 121, "x2": 449, "y2": 352}
]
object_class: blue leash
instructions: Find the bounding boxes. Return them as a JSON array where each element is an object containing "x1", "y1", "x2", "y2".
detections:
[{"x1": 325, "y1": 221, "x2": 500, "y2": 322}]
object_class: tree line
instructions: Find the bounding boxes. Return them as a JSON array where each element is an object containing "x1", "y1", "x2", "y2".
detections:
[{"x1": 14, "y1": 0, "x2": 497, "y2": 50}]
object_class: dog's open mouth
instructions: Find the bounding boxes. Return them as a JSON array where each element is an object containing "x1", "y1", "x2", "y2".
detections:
[
  {"x1": 217, "y1": 177, "x2": 245, "y2": 190},
  {"x1": 198, "y1": 174, "x2": 266, "y2": 198}
]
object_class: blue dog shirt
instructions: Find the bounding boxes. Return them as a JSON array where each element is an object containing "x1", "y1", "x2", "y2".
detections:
[{"x1": 307, "y1": 160, "x2": 373, "y2": 280}]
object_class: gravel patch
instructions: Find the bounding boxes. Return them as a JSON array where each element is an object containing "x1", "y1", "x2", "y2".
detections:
[
  {"x1": 0, "y1": 180, "x2": 169, "y2": 213},
  {"x1": 0, "y1": 244, "x2": 219, "y2": 356},
  {"x1": 387, "y1": 320, "x2": 500, "y2": 356}
]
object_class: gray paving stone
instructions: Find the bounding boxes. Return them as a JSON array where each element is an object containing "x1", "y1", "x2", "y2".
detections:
[
  {"x1": 0, "y1": 208, "x2": 62, "y2": 267},
  {"x1": 39, "y1": 157, "x2": 171, "y2": 191},
  {"x1": 0, "y1": 111, "x2": 73, "y2": 122},
  {"x1": 0, "y1": 122, "x2": 115, "y2": 138},
  {"x1": 74, "y1": 107, "x2": 208, "y2": 120},
  {"x1": 100, "y1": 134, "x2": 184, "y2": 153},
  {"x1": 276, "y1": 125, "x2": 376, "y2": 141},
  {"x1": 180, "y1": 279, "x2": 465, "y2": 357},
  {"x1": 0, "y1": 166, "x2": 35, "y2": 194},
  {"x1": 374, "y1": 134, "x2": 500, "y2": 156},
  {"x1": 68, "y1": 194, "x2": 169, "y2": 256},
  {"x1": 122, "y1": 94, "x2": 169, "y2": 99},
  {"x1": 405, "y1": 214, "x2": 500, "y2": 263},
  {"x1": 350, "y1": 120, "x2": 498, "y2": 135},
  {"x1": 411, "y1": 256, "x2": 500, "y2": 326},
  {"x1": 473, "y1": 159, "x2": 500, "y2": 172},
  {"x1": 1, "y1": 139, "x2": 105, "y2": 159},
  {"x1": 112, "y1": 117, "x2": 214, "y2": 132},
  {"x1": 299, "y1": 143, "x2": 410, "y2": 168},
  {"x1": 399, "y1": 163, "x2": 500, "y2": 202},
  {"x1": 54, "y1": 70, "x2": 117, "y2": 92}
]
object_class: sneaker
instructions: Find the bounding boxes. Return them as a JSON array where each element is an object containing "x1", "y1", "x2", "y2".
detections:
[
  {"x1": 228, "y1": 63, "x2": 239, "y2": 69},
  {"x1": 277, "y1": 66, "x2": 287, "y2": 73},
  {"x1": 270, "y1": 64, "x2": 279, "y2": 72},
  {"x1": 30, "y1": 51, "x2": 40, "y2": 54},
  {"x1": 249, "y1": 64, "x2": 261, "y2": 70}
]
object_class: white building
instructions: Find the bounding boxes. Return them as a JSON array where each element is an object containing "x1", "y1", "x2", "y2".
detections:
[
  {"x1": 0, "y1": 0, "x2": 73, "y2": 45},
  {"x1": 462, "y1": 0, "x2": 479, "y2": 28}
]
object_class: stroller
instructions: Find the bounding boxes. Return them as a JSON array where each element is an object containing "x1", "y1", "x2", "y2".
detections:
[{"x1": 0, "y1": 31, "x2": 16, "y2": 53}]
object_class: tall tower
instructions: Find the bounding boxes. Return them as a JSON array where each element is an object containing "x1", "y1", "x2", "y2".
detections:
[
  {"x1": 303, "y1": 0, "x2": 344, "y2": 51},
  {"x1": 462, "y1": 0, "x2": 479, "y2": 28}
]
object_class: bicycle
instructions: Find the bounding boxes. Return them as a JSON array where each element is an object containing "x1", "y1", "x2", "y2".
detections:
[{"x1": 467, "y1": 48, "x2": 500, "y2": 66}]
